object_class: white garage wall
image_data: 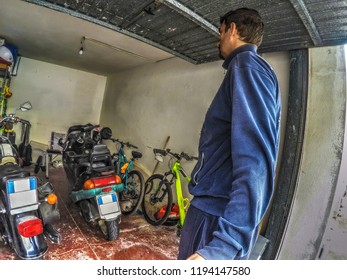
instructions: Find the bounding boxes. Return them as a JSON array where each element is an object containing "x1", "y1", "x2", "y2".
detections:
[
  {"x1": 278, "y1": 46, "x2": 347, "y2": 259},
  {"x1": 100, "y1": 58, "x2": 224, "y2": 179},
  {"x1": 100, "y1": 53, "x2": 290, "y2": 190},
  {"x1": 8, "y1": 57, "x2": 107, "y2": 149}
]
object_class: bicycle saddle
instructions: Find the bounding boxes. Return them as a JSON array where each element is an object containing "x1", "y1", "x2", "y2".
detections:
[{"x1": 131, "y1": 151, "x2": 142, "y2": 159}]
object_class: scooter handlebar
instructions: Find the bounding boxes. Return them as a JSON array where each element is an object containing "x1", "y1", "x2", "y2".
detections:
[{"x1": 64, "y1": 150, "x2": 89, "y2": 159}]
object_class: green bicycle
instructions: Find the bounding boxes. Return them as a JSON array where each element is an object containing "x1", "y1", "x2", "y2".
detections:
[
  {"x1": 141, "y1": 148, "x2": 197, "y2": 231},
  {"x1": 111, "y1": 138, "x2": 145, "y2": 216}
]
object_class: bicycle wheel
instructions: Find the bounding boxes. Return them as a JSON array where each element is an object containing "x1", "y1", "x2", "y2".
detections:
[
  {"x1": 119, "y1": 170, "x2": 144, "y2": 215},
  {"x1": 142, "y1": 174, "x2": 172, "y2": 226},
  {"x1": 34, "y1": 155, "x2": 43, "y2": 174}
]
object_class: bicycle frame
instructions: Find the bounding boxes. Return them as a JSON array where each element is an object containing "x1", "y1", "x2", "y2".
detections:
[
  {"x1": 171, "y1": 160, "x2": 190, "y2": 227},
  {"x1": 142, "y1": 148, "x2": 196, "y2": 229},
  {"x1": 115, "y1": 146, "x2": 134, "y2": 191},
  {"x1": 110, "y1": 138, "x2": 144, "y2": 216}
]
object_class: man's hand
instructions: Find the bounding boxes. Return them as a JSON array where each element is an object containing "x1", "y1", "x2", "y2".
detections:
[{"x1": 187, "y1": 253, "x2": 205, "y2": 260}]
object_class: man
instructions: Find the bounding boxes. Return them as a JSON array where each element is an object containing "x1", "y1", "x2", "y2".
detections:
[{"x1": 178, "y1": 8, "x2": 281, "y2": 260}]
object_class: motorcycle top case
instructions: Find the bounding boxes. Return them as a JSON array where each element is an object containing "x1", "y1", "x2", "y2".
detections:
[{"x1": 0, "y1": 163, "x2": 38, "y2": 214}]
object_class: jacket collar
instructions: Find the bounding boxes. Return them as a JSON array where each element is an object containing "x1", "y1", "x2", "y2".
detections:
[{"x1": 222, "y1": 44, "x2": 257, "y2": 69}]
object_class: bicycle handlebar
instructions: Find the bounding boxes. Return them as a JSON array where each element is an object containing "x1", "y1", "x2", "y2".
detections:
[
  {"x1": 0, "y1": 114, "x2": 31, "y2": 127},
  {"x1": 111, "y1": 138, "x2": 138, "y2": 149},
  {"x1": 153, "y1": 148, "x2": 198, "y2": 161},
  {"x1": 0, "y1": 115, "x2": 17, "y2": 125},
  {"x1": 65, "y1": 150, "x2": 89, "y2": 159},
  {"x1": 180, "y1": 151, "x2": 199, "y2": 161},
  {"x1": 82, "y1": 124, "x2": 100, "y2": 132}
]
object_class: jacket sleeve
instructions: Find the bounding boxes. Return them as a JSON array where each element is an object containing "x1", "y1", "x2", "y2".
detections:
[{"x1": 197, "y1": 65, "x2": 280, "y2": 259}]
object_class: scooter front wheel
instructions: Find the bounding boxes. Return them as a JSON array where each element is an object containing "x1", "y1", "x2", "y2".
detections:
[{"x1": 99, "y1": 219, "x2": 120, "y2": 241}]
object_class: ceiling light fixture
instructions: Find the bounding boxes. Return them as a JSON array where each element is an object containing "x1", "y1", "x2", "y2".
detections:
[{"x1": 79, "y1": 36, "x2": 85, "y2": 55}]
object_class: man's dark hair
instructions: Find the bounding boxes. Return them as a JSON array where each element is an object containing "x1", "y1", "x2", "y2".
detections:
[{"x1": 220, "y1": 7, "x2": 264, "y2": 47}]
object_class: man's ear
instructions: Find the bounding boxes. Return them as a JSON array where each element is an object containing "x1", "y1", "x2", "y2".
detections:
[{"x1": 229, "y1": 22, "x2": 239, "y2": 38}]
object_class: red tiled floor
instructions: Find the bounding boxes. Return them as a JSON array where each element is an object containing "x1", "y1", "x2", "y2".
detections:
[{"x1": 0, "y1": 166, "x2": 179, "y2": 260}]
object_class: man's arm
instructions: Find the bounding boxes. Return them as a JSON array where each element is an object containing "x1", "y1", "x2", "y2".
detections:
[{"x1": 196, "y1": 67, "x2": 279, "y2": 259}]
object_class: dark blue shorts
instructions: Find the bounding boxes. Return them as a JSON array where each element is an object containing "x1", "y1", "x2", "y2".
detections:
[{"x1": 177, "y1": 205, "x2": 219, "y2": 260}]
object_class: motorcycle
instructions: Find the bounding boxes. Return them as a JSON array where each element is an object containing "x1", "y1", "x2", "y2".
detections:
[
  {"x1": 0, "y1": 101, "x2": 61, "y2": 259},
  {"x1": 60, "y1": 124, "x2": 123, "y2": 241}
]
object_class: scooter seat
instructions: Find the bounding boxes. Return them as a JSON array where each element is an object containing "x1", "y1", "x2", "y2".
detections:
[
  {"x1": 91, "y1": 144, "x2": 110, "y2": 155},
  {"x1": 0, "y1": 156, "x2": 17, "y2": 165},
  {"x1": 89, "y1": 144, "x2": 114, "y2": 173},
  {"x1": 0, "y1": 164, "x2": 30, "y2": 189}
]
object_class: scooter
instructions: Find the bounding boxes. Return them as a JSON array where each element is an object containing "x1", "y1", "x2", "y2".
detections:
[
  {"x1": 60, "y1": 124, "x2": 123, "y2": 241},
  {"x1": 0, "y1": 101, "x2": 61, "y2": 259}
]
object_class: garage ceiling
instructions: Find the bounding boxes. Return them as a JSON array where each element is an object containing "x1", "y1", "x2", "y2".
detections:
[{"x1": 1, "y1": 0, "x2": 347, "y2": 75}]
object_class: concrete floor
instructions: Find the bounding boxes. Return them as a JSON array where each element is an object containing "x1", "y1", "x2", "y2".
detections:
[{"x1": 0, "y1": 166, "x2": 179, "y2": 260}]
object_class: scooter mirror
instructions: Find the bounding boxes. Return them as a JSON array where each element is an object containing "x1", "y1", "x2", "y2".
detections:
[
  {"x1": 19, "y1": 101, "x2": 32, "y2": 112},
  {"x1": 155, "y1": 154, "x2": 164, "y2": 162},
  {"x1": 100, "y1": 127, "x2": 112, "y2": 140}
]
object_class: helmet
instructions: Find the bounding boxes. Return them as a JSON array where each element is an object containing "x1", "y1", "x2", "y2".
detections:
[
  {"x1": 0, "y1": 44, "x2": 17, "y2": 65},
  {"x1": 0, "y1": 46, "x2": 13, "y2": 65}
]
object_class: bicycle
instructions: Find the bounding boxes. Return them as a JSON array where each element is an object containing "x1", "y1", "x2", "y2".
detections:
[
  {"x1": 111, "y1": 138, "x2": 145, "y2": 216},
  {"x1": 141, "y1": 148, "x2": 197, "y2": 232},
  {"x1": 34, "y1": 132, "x2": 66, "y2": 179},
  {"x1": 34, "y1": 147, "x2": 62, "y2": 179}
]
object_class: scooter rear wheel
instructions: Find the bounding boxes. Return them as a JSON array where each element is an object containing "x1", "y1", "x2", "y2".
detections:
[{"x1": 99, "y1": 219, "x2": 120, "y2": 241}]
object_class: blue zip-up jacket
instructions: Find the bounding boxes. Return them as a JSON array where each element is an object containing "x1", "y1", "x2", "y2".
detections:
[{"x1": 189, "y1": 44, "x2": 281, "y2": 259}]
